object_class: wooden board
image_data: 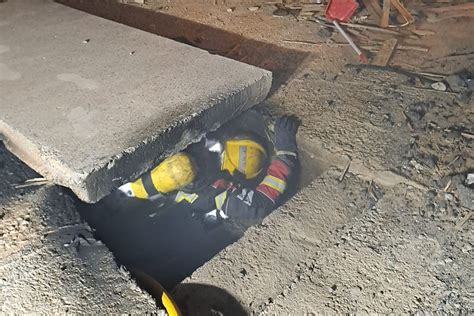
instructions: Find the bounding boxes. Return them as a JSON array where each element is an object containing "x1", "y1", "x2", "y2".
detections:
[
  {"x1": 362, "y1": 0, "x2": 383, "y2": 20},
  {"x1": 380, "y1": 0, "x2": 391, "y2": 27},
  {"x1": 372, "y1": 38, "x2": 398, "y2": 66},
  {"x1": 391, "y1": 0, "x2": 415, "y2": 24},
  {"x1": 412, "y1": 29, "x2": 436, "y2": 36}
]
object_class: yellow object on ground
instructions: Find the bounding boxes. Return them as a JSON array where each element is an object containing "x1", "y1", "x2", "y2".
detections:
[
  {"x1": 129, "y1": 268, "x2": 181, "y2": 316},
  {"x1": 161, "y1": 291, "x2": 180, "y2": 316},
  {"x1": 221, "y1": 139, "x2": 267, "y2": 179}
]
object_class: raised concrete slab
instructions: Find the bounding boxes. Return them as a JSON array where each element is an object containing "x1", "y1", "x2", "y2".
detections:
[{"x1": 0, "y1": 0, "x2": 271, "y2": 202}]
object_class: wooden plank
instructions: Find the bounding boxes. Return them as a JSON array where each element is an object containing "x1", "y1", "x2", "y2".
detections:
[
  {"x1": 371, "y1": 38, "x2": 398, "y2": 66},
  {"x1": 380, "y1": 0, "x2": 391, "y2": 27},
  {"x1": 412, "y1": 29, "x2": 436, "y2": 36},
  {"x1": 362, "y1": 0, "x2": 383, "y2": 20},
  {"x1": 390, "y1": 0, "x2": 415, "y2": 24},
  {"x1": 397, "y1": 45, "x2": 428, "y2": 52},
  {"x1": 298, "y1": 4, "x2": 325, "y2": 16},
  {"x1": 313, "y1": 17, "x2": 402, "y2": 35}
]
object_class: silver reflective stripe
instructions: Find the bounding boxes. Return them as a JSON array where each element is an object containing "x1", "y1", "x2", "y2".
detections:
[
  {"x1": 276, "y1": 150, "x2": 297, "y2": 157},
  {"x1": 238, "y1": 145, "x2": 247, "y2": 173}
]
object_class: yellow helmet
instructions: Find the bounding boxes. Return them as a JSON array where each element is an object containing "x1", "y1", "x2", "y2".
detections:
[
  {"x1": 221, "y1": 138, "x2": 267, "y2": 180},
  {"x1": 120, "y1": 152, "x2": 196, "y2": 199}
]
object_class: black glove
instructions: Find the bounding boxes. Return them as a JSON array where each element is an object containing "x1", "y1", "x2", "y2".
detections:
[{"x1": 274, "y1": 115, "x2": 300, "y2": 154}]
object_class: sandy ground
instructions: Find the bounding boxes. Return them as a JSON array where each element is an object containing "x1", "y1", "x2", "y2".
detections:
[{"x1": 1, "y1": 0, "x2": 473, "y2": 314}]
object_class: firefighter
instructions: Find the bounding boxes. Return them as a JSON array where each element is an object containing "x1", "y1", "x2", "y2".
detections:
[{"x1": 118, "y1": 115, "x2": 300, "y2": 221}]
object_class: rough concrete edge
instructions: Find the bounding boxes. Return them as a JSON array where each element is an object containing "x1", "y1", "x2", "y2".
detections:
[
  {"x1": 0, "y1": 72, "x2": 271, "y2": 202},
  {"x1": 0, "y1": 121, "x2": 86, "y2": 189},
  {"x1": 83, "y1": 72, "x2": 272, "y2": 202}
]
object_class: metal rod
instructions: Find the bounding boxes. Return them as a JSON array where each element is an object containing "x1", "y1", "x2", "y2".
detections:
[{"x1": 332, "y1": 20, "x2": 367, "y2": 62}]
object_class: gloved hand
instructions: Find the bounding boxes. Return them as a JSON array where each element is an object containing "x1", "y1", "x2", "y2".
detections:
[{"x1": 274, "y1": 115, "x2": 300, "y2": 154}]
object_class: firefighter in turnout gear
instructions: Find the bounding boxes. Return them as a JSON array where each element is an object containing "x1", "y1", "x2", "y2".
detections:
[{"x1": 118, "y1": 115, "x2": 300, "y2": 221}]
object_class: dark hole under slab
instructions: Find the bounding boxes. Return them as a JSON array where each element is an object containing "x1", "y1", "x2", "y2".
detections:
[{"x1": 74, "y1": 109, "x2": 329, "y2": 292}]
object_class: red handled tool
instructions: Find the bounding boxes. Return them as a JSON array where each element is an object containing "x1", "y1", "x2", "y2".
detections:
[{"x1": 325, "y1": 0, "x2": 368, "y2": 62}]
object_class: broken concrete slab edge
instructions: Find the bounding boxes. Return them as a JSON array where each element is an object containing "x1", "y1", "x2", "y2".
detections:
[
  {"x1": 82, "y1": 72, "x2": 272, "y2": 202},
  {"x1": 1, "y1": 72, "x2": 271, "y2": 204},
  {"x1": 0, "y1": 120, "x2": 87, "y2": 189}
]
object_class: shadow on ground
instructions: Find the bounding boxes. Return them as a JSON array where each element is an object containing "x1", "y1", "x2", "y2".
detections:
[
  {"x1": 57, "y1": 0, "x2": 310, "y2": 94},
  {"x1": 173, "y1": 283, "x2": 249, "y2": 316},
  {"x1": 0, "y1": 142, "x2": 40, "y2": 206},
  {"x1": 130, "y1": 268, "x2": 249, "y2": 315},
  {"x1": 76, "y1": 194, "x2": 245, "y2": 290}
]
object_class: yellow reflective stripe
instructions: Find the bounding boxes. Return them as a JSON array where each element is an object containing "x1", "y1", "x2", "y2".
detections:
[
  {"x1": 161, "y1": 292, "x2": 180, "y2": 316},
  {"x1": 130, "y1": 178, "x2": 148, "y2": 199},
  {"x1": 261, "y1": 175, "x2": 286, "y2": 193},
  {"x1": 214, "y1": 190, "x2": 228, "y2": 210},
  {"x1": 174, "y1": 191, "x2": 199, "y2": 203}
]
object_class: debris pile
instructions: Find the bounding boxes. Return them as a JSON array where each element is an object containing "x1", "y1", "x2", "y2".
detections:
[{"x1": 266, "y1": 0, "x2": 474, "y2": 66}]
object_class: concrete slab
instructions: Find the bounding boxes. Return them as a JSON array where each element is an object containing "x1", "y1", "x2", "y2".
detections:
[{"x1": 0, "y1": 0, "x2": 271, "y2": 202}]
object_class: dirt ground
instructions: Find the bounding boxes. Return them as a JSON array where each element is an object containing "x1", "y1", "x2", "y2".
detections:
[
  {"x1": 0, "y1": 144, "x2": 160, "y2": 313},
  {"x1": 2, "y1": 0, "x2": 474, "y2": 314}
]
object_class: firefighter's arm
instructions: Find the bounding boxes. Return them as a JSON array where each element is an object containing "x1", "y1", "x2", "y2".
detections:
[
  {"x1": 217, "y1": 155, "x2": 296, "y2": 220},
  {"x1": 218, "y1": 115, "x2": 300, "y2": 220}
]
